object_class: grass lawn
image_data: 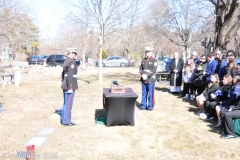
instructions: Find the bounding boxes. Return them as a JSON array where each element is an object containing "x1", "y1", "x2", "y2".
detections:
[{"x1": 0, "y1": 65, "x2": 239, "y2": 160}]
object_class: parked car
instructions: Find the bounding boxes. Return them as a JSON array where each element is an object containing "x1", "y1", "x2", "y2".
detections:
[
  {"x1": 155, "y1": 57, "x2": 171, "y2": 81},
  {"x1": 46, "y1": 54, "x2": 80, "y2": 67},
  {"x1": 102, "y1": 56, "x2": 130, "y2": 67},
  {"x1": 95, "y1": 59, "x2": 99, "y2": 67},
  {"x1": 128, "y1": 59, "x2": 135, "y2": 66},
  {"x1": 40, "y1": 55, "x2": 49, "y2": 65},
  {"x1": 95, "y1": 59, "x2": 105, "y2": 67},
  {"x1": 28, "y1": 55, "x2": 43, "y2": 65},
  {"x1": 156, "y1": 60, "x2": 170, "y2": 73},
  {"x1": 158, "y1": 56, "x2": 172, "y2": 65}
]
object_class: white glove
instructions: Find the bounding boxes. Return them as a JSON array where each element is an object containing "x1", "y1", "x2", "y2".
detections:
[
  {"x1": 68, "y1": 90, "x2": 73, "y2": 93},
  {"x1": 142, "y1": 74, "x2": 148, "y2": 80}
]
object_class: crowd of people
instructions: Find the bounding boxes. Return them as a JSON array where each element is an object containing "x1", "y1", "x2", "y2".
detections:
[
  {"x1": 139, "y1": 47, "x2": 240, "y2": 139},
  {"x1": 169, "y1": 50, "x2": 240, "y2": 139}
]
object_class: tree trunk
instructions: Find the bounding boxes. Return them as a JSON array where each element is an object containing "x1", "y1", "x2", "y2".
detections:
[
  {"x1": 235, "y1": 34, "x2": 240, "y2": 57},
  {"x1": 98, "y1": 0, "x2": 103, "y2": 83},
  {"x1": 98, "y1": 37, "x2": 103, "y2": 82},
  {"x1": 213, "y1": 0, "x2": 240, "y2": 51},
  {"x1": 82, "y1": 46, "x2": 86, "y2": 69}
]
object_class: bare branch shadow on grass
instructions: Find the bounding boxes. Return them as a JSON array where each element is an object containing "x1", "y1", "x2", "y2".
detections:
[
  {"x1": 186, "y1": 106, "x2": 199, "y2": 115},
  {"x1": 79, "y1": 79, "x2": 91, "y2": 83},
  {"x1": 78, "y1": 76, "x2": 98, "y2": 84},
  {"x1": 55, "y1": 108, "x2": 62, "y2": 116},
  {"x1": 183, "y1": 99, "x2": 198, "y2": 106},
  {"x1": 54, "y1": 109, "x2": 62, "y2": 124},
  {"x1": 155, "y1": 87, "x2": 169, "y2": 93},
  {"x1": 171, "y1": 92, "x2": 183, "y2": 98},
  {"x1": 135, "y1": 101, "x2": 141, "y2": 109},
  {"x1": 207, "y1": 124, "x2": 223, "y2": 134},
  {"x1": 186, "y1": 106, "x2": 222, "y2": 134},
  {"x1": 199, "y1": 118, "x2": 221, "y2": 135}
]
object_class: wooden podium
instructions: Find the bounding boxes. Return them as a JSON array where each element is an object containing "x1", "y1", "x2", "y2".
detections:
[{"x1": 111, "y1": 84, "x2": 125, "y2": 93}]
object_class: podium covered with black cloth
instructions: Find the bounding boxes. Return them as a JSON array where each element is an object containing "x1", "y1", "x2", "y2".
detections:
[{"x1": 103, "y1": 88, "x2": 138, "y2": 126}]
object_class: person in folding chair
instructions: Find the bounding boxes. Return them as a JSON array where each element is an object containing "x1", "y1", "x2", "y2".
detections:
[
  {"x1": 61, "y1": 48, "x2": 78, "y2": 126},
  {"x1": 139, "y1": 47, "x2": 158, "y2": 110}
]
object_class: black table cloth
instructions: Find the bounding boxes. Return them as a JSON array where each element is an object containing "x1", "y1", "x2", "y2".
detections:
[{"x1": 103, "y1": 88, "x2": 138, "y2": 126}]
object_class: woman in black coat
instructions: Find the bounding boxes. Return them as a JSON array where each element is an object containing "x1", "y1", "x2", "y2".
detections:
[
  {"x1": 220, "y1": 74, "x2": 240, "y2": 138},
  {"x1": 204, "y1": 75, "x2": 232, "y2": 123},
  {"x1": 193, "y1": 55, "x2": 207, "y2": 95},
  {"x1": 196, "y1": 73, "x2": 219, "y2": 117}
]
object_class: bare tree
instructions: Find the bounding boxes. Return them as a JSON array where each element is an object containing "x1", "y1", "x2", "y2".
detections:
[
  {"x1": 145, "y1": 0, "x2": 213, "y2": 61},
  {"x1": 145, "y1": 0, "x2": 206, "y2": 59},
  {"x1": 61, "y1": 0, "x2": 141, "y2": 82},
  {"x1": 0, "y1": 0, "x2": 38, "y2": 60},
  {"x1": 208, "y1": 0, "x2": 240, "y2": 51},
  {"x1": 116, "y1": 0, "x2": 145, "y2": 59}
]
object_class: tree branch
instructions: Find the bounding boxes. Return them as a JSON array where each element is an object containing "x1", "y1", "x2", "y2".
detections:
[
  {"x1": 209, "y1": 0, "x2": 217, "y2": 5},
  {"x1": 219, "y1": 0, "x2": 227, "y2": 7},
  {"x1": 228, "y1": 0, "x2": 238, "y2": 18},
  {"x1": 160, "y1": 31, "x2": 184, "y2": 47}
]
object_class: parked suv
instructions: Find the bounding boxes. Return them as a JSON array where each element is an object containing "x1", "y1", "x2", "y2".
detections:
[
  {"x1": 28, "y1": 55, "x2": 43, "y2": 65},
  {"x1": 46, "y1": 54, "x2": 80, "y2": 67},
  {"x1": 102, "y1": 56, "x2": 130, "y2": 67}
]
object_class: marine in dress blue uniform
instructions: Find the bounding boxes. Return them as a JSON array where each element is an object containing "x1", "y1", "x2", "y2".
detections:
[
  {"x1": 61, "y1": 48, "x2": 78, "y2": 126},
  {"x1": 139, "y1": 47, "x2": 158, "y2": 110}
]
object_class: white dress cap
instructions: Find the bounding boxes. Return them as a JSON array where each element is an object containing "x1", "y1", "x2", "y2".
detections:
[
  {"x1": 145, "y1": 47, "x2": 153, "y2": 52},
  {"x1": 66, "y1": 48, "x2": 77, "y2": 53}
]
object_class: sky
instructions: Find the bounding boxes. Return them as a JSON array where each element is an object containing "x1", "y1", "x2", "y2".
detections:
[{"x1": 22, "y1": 0, "x2": 67, "y2": 38}]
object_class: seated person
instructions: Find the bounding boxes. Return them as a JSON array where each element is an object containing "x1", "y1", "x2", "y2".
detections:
[
  {"x1": 222, "y1": 56, "x2": 235, "y2": 79},
  {"x1": 204, "y1": 75, "x2": 232, "y2": 121},
  {"x1": 220, "y1": 74, "x2": 240, "y2": 138},
  {"x1": 196, "y1": 73, "x2": 219, "y2": 118}
]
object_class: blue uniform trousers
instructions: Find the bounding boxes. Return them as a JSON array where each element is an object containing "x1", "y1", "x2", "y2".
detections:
[
  {"x1": 141, "y1": 83, "x2": 155, "y2": 110},
  {"x1": 61, "y1": 90, "x2": 75, "y2": 125}
]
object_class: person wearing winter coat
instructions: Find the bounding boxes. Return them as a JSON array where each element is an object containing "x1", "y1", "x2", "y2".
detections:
[
  {"x1": 193, "y1": 55, "x2": 207, "y2": 95},
  {"x1": 196, "y1": 73, "x2": 219, "y2": 116},
  {"x1": 182, "y1": 58, "x2": 195, "y2": 100},
  {"x1": 220, "y1": 74, "x2": 240, "y2": 139}
]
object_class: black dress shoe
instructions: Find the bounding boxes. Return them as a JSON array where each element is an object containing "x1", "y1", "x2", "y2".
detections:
[
  {"x1": 220, "y1": 134, "x2": 236, "y2": 139},
  {"x1": 205, "y1": 117, "x2": 214, "y2": 121},
  {"x1": 218, "y1": 131, "x2": 226, "y2": 135},
  {"x1": 62, "y1": 123, "x2": 76, "y2": 126}
]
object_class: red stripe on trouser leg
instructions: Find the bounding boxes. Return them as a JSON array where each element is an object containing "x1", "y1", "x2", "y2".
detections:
[
  {"x1": 67, "y1": 93, "x2": 72, "y2": 124},
  {"x1": 152, "y1": 86, "x2": 154, "y2": 108}
]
